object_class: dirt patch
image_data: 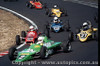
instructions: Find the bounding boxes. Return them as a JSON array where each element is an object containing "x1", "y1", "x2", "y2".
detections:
[{"x1": 0, "y1": 9, "x2": 29, "y2": 52}]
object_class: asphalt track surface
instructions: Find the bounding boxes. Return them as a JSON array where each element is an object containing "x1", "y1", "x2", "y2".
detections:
[{"x1": 0, "y1": 0, "x2": 98, "y2": 66}]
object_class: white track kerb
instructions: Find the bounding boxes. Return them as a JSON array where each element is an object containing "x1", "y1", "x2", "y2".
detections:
[{"x1": 0, "y1": 6, "x2": 38, "y2": 50}]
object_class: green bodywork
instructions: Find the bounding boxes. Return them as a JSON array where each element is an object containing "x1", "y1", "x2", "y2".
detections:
[{"x1": 15, "y1": 36, "x2": 62, "y2": 62}]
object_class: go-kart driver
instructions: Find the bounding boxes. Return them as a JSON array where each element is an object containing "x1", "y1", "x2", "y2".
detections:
[
  {"x1": 82, "y1": 21, "x2": 92, "y2": 31},
  {"x1": 36, "y1": 36, "x2": 44, "y2": 45},
  {"x1": 53, "y1": 5, "x2": 59, "y2": 9},
  {"x1": 29, "y1": 25, "x2": 38, "y2": 31},
  {"x1": 53, "y1": 16, "x2": 61, "y2": 23}
]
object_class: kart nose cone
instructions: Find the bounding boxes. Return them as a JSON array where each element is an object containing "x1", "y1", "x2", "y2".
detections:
[{"x1": 55, "y1": 30, "x2": 59, "y2": 32}]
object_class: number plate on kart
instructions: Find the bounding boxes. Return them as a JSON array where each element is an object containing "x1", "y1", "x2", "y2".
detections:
[
  {"x1": 80, "y1": 32, "x2": 88, "y2": 38},
  {"x1": 53, "y1": 26, "x2": 60, "y2": 30}
]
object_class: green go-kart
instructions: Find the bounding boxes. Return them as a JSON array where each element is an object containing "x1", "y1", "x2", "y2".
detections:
[{"x1": 8, "y1": 35, "x2": 72, "y2": 62}]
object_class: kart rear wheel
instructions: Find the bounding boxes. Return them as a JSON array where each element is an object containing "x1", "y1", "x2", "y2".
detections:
[
  {"x1": 16, "y1": 35, "x2": 21, "y2": 45},
  {"x1": 62, "y1": 40, "x2": 72, "y2": 53},
  {"x1": 40, "y1": 46, "x2": 48, "y2": 59},
  {"x1": 26, "y1": 2, "x2": 30, "y2": 7},
  {"x1": 68, "y1": 32, "x2": 74, "y2": 41},
  {"x1": 95, "y1": 31, "x2": 98, "y2": 41},
  {"x1": 94, "y1": 16, "x2": 98, "y2": 23},
  {"x1": 65, "y1": 22, "x2": 70, "y2": 31},
  {"x1": 60, "y1": 8, "x2": 65, "y2": 13},
  {"x1": 45, "y1": 25, "x2": 50, "y2": 38},
  {"x1": 46, "y1": 9, "x2": 49, "y2": 15},
  {"x1": 48, "y1": 12, "x2": 52, "y2": 17},
  {"x1": 44, "y1": 22, "x2": 50, "y2": 38},
  {"x1": 64, "y1": 11, "x2": 68, "y2": 16},
  {"x1": 29, "y1": 4, "x2": 33, "y2": 9},
  {"x1": 8, "y1": 47, "x2": 17, "y2": 61},
  {"x1": 21, "y1": 31, "x2": 26, "y2": 37},
  {"x1": 93, "y1": 31, "x2": 98, "y2": 41}
]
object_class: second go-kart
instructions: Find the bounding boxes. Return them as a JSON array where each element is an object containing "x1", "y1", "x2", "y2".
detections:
[
  {"x1": 16, "y1": 30, "x2": 38, "y2": 45},
  {"x1": 15, "y1": 25, "x2": 40, "y2": 45},
  {"x1": 8, "y1": 34, "x2": 72, "y2": 62}
]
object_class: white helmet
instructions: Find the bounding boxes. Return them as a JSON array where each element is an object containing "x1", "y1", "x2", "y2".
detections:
[
  {"x1": 29, "y1": 25, "x2": 34, "y2": 30},
  {"x1": 54, "y1": 5, "x2": 57, "y2": 8},
  {"x1": 54, "y1": 17, "x2": 58, "y2": 20},
  {"x1": 83, "y1": 22, "x2": 88, "y2": 26},
  {"x1": 38, "y1": 36, "x2": 44, "y2": 43}
]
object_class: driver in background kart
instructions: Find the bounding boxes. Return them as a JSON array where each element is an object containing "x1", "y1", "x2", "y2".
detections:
[
  {"x1": 53, "y1": 16, "x2": 61, "y2": 24},
  {"x1": 29, "y1": 25, "x2": 37, "y2": 31},
  {"x1": 82, "y1": 21, "x2": 92, "y2": 31},
  {"x1": 53, "y1": 5, "x2": 59, "y2": 9}
]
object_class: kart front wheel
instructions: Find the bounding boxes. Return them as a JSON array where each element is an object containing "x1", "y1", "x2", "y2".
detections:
[
  {"x1": 16, "y1": 35, "x2": 21, "y2": 45},
  {"x1": 75, "y1": 28, "x2": 80, "y2": 34},
  {"x1": 21, "y1": 31, "x2": 26, "y2": 37},
  {"x1": 40, "y1": 46, "x2": 48, "y2": 59},
  {"x1": 43, "y1": 3, "x2": 47, "y2": 9},
  {"x1": 62, "y1": 40, "x2": 72, "y2": 53},
  {"x1": 68, "y1": 32, "x2": 74, "y2": 41},
  {"x1": 93, "y1": 31, "x2": 98, "y2": 41},
  {"x1": 95, "y1": 31, "x2": 98, "y2": 41},
  {"x1": 8, "y1": 47, "x2": 17, "y2": 61}
]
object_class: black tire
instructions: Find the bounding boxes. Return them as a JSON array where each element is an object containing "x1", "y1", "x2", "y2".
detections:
[
  {"x1": 65, "y1": 22, "x2": 70, "y2": 31},
  {"x1": 46, "y1": 9, "x2": 49, "y2": 15},
  {"x1": 94, "y1": 16, "x2": 98, "y2": 23},
  {"x1": 64, "y1": 11, "x2": 68, "y2": 16},
  {"x1": 53, "y1": 45, "x2": 61, "y2": 53},
  {"x1": 40, "y1": 46, "x2": 48, "y2": 59},
  {"x1": 16, "y1": 35, "x2": 21, "y2": 45},
  {"x1": 60, "y1": 8, "x2": 67, "y2": 16},
  {"x1": 48, "y1": 12, "x2": 52, "y2": 17},
  {"x1": 60, "y1": 8, "x2": 64, "y2": 13},
  {"x1": 95, "y1": 31, "x2": 98, "y2": 41},
  {"x1": 68, "y1": 32, "x2": 74, "y2": 41},
  {"x1": 93, "y1": 31, "x2": 98, "y2": 41},
  {"x1": 8, "y1": 47, "x2": 17, "y2": 61},
  {"x1": 26, "y1": 2, "x2": 30, "y2": 7},
  {"x1": 75, "y1": 28, "x2": 80, "y2": 34},
  {"x1": 29, "y1": 4, "x2": 33, "y2": 9},
  {"x1": 45, "y1": 25, "x2": 50, "y2": 38},
  {"x1": 62, "y1": 40, "x2": 72, "y2": 53},
  {"x1": 44, "y1": 22, "x2": 50, "y2": 38},
  {"x1": 21, "y1": 31, "x2": 26, "y2": 37},
  {"x1": 43, "y1": 3, "x2": 47, "y2": 9}
]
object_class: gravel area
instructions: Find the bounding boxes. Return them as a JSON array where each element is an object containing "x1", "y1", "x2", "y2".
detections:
[{"x1": 0, "y1": 9, "x2": 29, "y2": 52}]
